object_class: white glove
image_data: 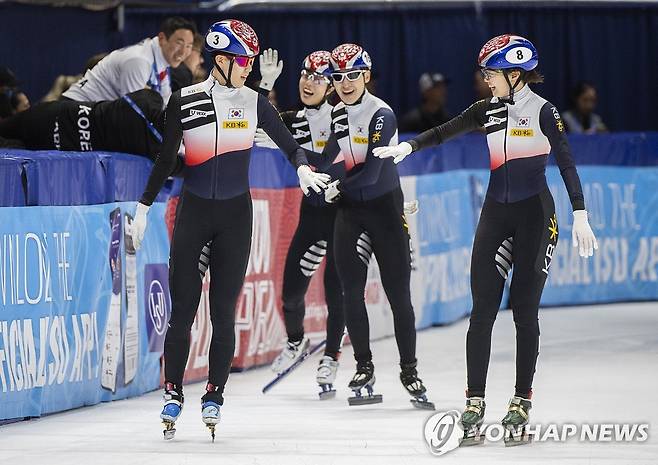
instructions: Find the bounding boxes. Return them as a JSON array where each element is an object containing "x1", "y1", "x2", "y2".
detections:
[
  {"x1": 259, "y1": 48, "x2": 283, "y2": 91},
  {"x1": 324, "y1": 180, "x2": 341, "y2": 203},
  {"x1": 372, "y1": 141, "x2": 413, "y2": 164},
  {"x1": 403, "y1": 200, "x2": 419, "y2": 216},
  {"x1": 572, "y1": 210, "x2": 598, "y2": 258},
  {"x1": 132, "y1": 202, "x2": 150, "y2": 250},
  {"x1": 254, "y1": 128, "x2": 279, "y2": 149},
  {"x1": 297, "y1": 165, "x2": 331, "y2": 196}
]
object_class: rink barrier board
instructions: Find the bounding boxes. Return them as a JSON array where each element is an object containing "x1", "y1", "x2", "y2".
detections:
[
  {"x1": 1, "y1": 133, "x2": 657, "y2": 420},
  {"x1": 2, "y1": 167, "x2": 657, "y2": 420},
  {"x1": 1, "y1": 132, "x2": 656, "y2": 207},
  {"x1": 0, "y1": 202, "x2": 168, "y2": 421}
]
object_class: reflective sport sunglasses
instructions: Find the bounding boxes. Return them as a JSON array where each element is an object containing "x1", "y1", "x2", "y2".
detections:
[
  {"x1": 301, "y1": 69, "x2": 330, "y2": 85},
  {"x1": 233, "y1": 55, "x2": 255, "y2": 68},
  {"x1": 481, "y1": 68, "x2": 504, "y2": 80},
  {"x1": 331, "y1": 70, "x2": 365, "y2": 83}
]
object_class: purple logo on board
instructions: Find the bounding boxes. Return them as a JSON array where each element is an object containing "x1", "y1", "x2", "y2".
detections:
[{"x1": 144, "y1": 264, "x2": 171, "y2": 352}]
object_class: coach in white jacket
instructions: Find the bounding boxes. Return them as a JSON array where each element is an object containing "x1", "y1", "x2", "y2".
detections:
[{"x1": 63, "y1": 17, "x2": 196, "y2": 105}]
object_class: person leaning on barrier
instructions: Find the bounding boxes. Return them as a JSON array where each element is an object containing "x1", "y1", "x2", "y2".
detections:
[{"x1": 0, "y1": 89, "x2": 165, "y2": 159}]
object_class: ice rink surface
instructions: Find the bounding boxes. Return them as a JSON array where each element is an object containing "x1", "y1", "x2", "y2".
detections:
[{"x1": 1, "y1": 302, "x2": 657, "y2": 465}]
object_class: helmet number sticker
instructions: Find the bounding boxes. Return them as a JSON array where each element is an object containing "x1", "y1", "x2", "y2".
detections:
[
  {"x1": 505, "y1": 47, "x2": 532, "y2": 64},
  {"x1": 207, "y1": 32, "x2": 230, "y2": 49}
]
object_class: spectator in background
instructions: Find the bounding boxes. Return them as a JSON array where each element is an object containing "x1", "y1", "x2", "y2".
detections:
[
  {"x1": 62, "y1": 16, "x2": 196, "y2": 105},
  {"x1": 187, "y1": 34, "x2": 207, "y2": 84},
  {"x1": 192, "y1": 64, "x2": 208, "y2": 85},
  {"x1": 399, "y1": 72, "x2": 451, "y2": 133},
  {"x1": 171, "y1": 33, "x2": 206, "y2": 91},
  {"x1": 12, "y1": 89, "x2": 29, "y2": 113},
  {"x1": 0, "y1": 67, "x2": 29, "y2": 121},
  {"x1": 562, "y1": 81, "x2": 608, "y2": 134},
  {"x1": 0, "y1": 87, "x2": 30, "y2": 119}
]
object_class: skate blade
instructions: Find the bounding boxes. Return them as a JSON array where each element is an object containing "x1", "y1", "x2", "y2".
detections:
[
  {"x1": 459, "y1": 433, "x2": 485, "y2": 447},
  {"x1": 348, "y1": 394, "x2": 383, "y2": 406},
  {"x1": 206, "y1": 424, "x2": 216, "y2": 442},
  {"x1": 410, "y1": 399, "x2": 436, "y2": 410},
  {"x1": 504, "y1": 431, "x2": 533, "y2": 447},
  {"x1": 318, "y1": 388, "x2": 336, "y2": 400},
  {"x1": 162, "y1": 421, "x2": 176, "y2": 440}
]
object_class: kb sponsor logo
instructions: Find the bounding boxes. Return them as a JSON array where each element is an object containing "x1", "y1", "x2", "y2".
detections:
[
  {"x1": 222, "y1": 120, "x2": 249, "y2": 129},
  {"x1": 510, "y1": 128, "x2": 534, "y2": 137}
]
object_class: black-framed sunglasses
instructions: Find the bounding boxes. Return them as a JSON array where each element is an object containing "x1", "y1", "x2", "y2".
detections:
[{"x1": 331, "y1": 70, "x2": 364, "y2": 83}]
